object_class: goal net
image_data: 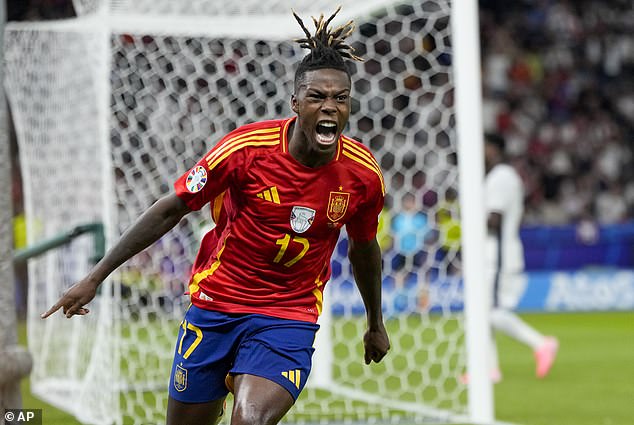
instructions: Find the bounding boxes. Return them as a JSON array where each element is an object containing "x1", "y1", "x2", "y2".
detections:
[{"x1": 5, "y1": 0, "x2": 485, "y2": 423}]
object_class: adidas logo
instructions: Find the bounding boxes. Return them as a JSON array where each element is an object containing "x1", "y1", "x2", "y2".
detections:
[
  {"x1": 281, "y1": 369, "x2": 301, "y2": 389},
  {"x1": 256, "y1": 186, "x2": 280, "y2": 204}
]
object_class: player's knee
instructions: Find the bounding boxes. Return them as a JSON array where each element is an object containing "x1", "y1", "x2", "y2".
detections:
[
  {"x1": 490, "y1": 308, "x2": 508, "y2": 328},
  {"x1": 231, "y1": 400, "x2": 282, "y2": 425}
]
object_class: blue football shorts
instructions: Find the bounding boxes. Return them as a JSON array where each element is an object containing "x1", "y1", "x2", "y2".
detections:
[{"x1": 168, "y1": 305, "x2": 320, "y2": 402}]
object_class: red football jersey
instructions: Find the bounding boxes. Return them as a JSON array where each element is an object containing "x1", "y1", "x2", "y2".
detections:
[{"x1": 174, "y1": 117, "x2": 385, "y2": 323}]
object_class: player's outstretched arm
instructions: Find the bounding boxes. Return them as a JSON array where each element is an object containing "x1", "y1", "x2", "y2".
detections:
[
  {"x1": 41, "y1": 193, "x2": 191, "y2": 319},
  {"x1": 348, "y1": 237, "x2": 390, "y2": 364}
]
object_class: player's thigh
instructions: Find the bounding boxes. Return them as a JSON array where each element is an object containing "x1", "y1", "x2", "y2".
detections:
[
  {"x1": 166, "y1": 396, "x2": 225, "y2": 425},
  {"x1": 229, "y1": 316, "x2": 319, "y2": 400},
  {"x1": 169, "y1": 307, "x2": 240, "y2": 403},
  {"x1": 231, "y1": 374, "x2": 294, "y2": 425}
]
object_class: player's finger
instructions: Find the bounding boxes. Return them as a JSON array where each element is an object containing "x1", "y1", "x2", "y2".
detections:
[
  {"x1": 364, "y1": 350, "x2": 371, "y2": 365},
  {"x1": 41, "y1": 300, "x2": 65, "y2": 319},
  {"x1": 65, "y1": 302, "x2": 85, "y2": 318},
  {"x1": 371, "y1": 350, "x2": 386, "y2": 363}
]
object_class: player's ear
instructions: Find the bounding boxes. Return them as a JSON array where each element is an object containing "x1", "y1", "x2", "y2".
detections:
[{"x1": 291, "y1": 94, "x2": 299, "y2": 113}]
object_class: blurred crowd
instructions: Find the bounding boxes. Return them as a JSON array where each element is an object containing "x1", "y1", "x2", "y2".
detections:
[
  {"x1": 8, "y1": 0, "x2": 633, "y2": 227},
  {"x1": 480, "y1": 0, "x2": 634, "y2": 225}
]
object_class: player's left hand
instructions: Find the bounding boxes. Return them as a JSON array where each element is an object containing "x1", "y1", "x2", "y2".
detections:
[{"x1": 363, "y1": 323, "x2": 390, "y2": 364}]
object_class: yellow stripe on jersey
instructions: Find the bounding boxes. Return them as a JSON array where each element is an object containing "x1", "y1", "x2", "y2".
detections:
[
  {"x1": 312, "y1": 271, "x2": 326, "y2": 316},
  {"x1": 270, "y1": 186, "x2": 280, "y2": 204},
  {"x1": 342, "y1": 150, "x2": 386, "y2": 195},
  {"x1": 205, "y1": 127, "x2": 280, "y2": 162},
  {"x1": 207, "y1": 138, "x2": 280, "y2": 171},
  {"x1": 341, "y1": 149, "x2": 386, "y2": 195},
  {"x1": 281, "y1": 119, "x2": 293, "y2": 153},
  {"x1": 312, "y1": 288, "x2": 323, "y2": 316},
  {"x1": 342, "y1": 139, "x2": 385, "y2": 194},
  {"x1": 342, "y1": 138, "x2": 383, "y2": 174},
  {"x1": 212, "y1": 191, "x2": 225, "y2": 223},
  {"x1": 206, "y1": 132, "x2": 280, "y2": 166},
  {"x1": 188, "y1": 237, "x2": 227, "y2": 295}
]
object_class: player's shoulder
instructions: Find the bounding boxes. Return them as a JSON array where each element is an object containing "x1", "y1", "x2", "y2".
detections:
[
  {"x1": 219, "y1": 118, "x2": 286, "y2": 141},
  {"x1": 341, "y1": 135, "x2": 375, "y2": 158},
  {"x1": 213, "y1": 118, "x2": 287, "y2": 154},
  {"x1": 206, "y1": 119, "x2": 287, "y2": 167},
  {"x1": 490, "y1": 163, "x2": 519, "y2": 179},
  {"x1": 489, "y1": 164, "x2": 522, "y2": 187},
  {"x1": 340, "y1": 135, "x2": 385, "y2": 194}
]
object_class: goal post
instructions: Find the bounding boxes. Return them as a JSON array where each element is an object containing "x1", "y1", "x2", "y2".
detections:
[
  {"x1": 4, "y1": 1, "x2": 496, "y2": 423},
  {"x1": 451, "y1": 0, "x2": 494, "y2": 423}
]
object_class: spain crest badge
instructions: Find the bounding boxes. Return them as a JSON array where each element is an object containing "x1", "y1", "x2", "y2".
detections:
[
  {"x1": 327, "y1": 191, "x2": 350, "y2": 222},
  {"x1": 173, "y1": 364, "x2": 188, "y2": 392}
]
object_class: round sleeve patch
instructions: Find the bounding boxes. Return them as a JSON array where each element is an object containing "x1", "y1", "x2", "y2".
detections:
[{"x1": 185, "y1": 166, "x2": 208, "y2": 193}]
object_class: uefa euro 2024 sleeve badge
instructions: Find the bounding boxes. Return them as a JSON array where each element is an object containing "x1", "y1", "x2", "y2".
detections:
[
  {"x1": 186, "y1": 165, "x2": 207, "y2": 193},
  {"x1": 290, "y1": 206, "x2": 316, "y2": 233}
]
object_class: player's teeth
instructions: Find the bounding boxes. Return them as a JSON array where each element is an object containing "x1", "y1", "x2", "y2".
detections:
[{"x1": 317, "y1": 133, "x2": 336, "y2": 144}]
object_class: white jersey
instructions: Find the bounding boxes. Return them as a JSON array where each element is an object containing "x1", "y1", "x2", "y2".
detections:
[{"x1": 485, "y1": 163, "x2": 525, "y2": 273}]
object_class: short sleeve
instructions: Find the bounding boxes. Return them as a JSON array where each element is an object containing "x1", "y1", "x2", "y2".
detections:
[
  {"x1": 174, "y1": 138, "x2": 246, "y2": 211},
  {"x1": 346, "y1": 179, "x2": 385, "y2": 243}
]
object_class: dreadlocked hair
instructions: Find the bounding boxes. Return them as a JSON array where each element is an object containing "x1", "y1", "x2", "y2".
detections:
[{"x1": 292, "y1": 6, "x2": 362, "y2": 88}]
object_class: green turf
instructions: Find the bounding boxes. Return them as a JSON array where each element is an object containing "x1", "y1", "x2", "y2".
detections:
[
  {"x1": 17, "y1": 311, "x2": 634, "y2": 425},
  {"x1": 494, "y1": 311, "x2": 634, "y2": 425}
]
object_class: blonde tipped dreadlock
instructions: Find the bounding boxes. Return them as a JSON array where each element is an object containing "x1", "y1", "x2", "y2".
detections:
[
  {"x1": 292, "y1": 7, "x2": 362, "y2": 89},
  {"x1": 293, "y1": 6, "x2": 362, "y2": 62}
]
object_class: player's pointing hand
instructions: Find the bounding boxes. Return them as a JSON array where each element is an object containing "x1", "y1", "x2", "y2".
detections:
[{"x1": 41, "y1": 278, "x2": 99, "y2": 319}]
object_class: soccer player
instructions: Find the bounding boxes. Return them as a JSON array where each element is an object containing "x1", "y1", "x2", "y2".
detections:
[
  {"x1": 41, "y1": 8, "x2": 390, "y2": 425},
  {"x1": 484, "y1": 133, "x2": 558, "y2": 381}
]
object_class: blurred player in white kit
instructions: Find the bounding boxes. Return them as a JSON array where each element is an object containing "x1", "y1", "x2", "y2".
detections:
[{"x1": 484, "y1": 133, "x2": 559, "y2": 382}]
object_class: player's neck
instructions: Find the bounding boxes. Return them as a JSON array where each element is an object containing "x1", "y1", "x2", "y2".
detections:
[
  {"x1": 287, "y1": 121, "x2": 336, "y2": 168},
  {"x1": 486, "y1": 157, "x2": 504, "y2": 173}
]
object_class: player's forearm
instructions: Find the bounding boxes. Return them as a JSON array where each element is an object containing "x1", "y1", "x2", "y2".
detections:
[
  {"x1": 348, "y1": 238, "x2": 384, "y2": 329},
  {"x1": 87, "y1": 194, "x2": 190, "y2": 285}
]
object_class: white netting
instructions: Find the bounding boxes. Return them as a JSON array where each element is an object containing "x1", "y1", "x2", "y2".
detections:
[
  {"x1": 3, "y1": 28, "x2": 117, "y2": 424},
  {"x1": 5, "y1": 0, "x2": 471, "y2": 423}
]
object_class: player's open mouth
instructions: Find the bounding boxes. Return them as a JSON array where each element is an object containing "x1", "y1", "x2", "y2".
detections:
[{"x1": 315, "y1": 120, "x2": 338, "y2": 145}]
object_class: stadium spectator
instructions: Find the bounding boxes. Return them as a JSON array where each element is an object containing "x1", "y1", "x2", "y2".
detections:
[
  {"x1": 390, "y1": 192, "x2": 429, "y2": 283},
  {"x1": 40, "y1": 8, "x2": 390, "y2": 425},
  {"x1": 480, "y1": 0, "x2": 634, "y2": 225},
  {"x1": 376, "y1": 199, "x2": 394, "y2": 255},
  {"x1": 435, "y1": 187, "x2": 462, "y2": 276}
]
